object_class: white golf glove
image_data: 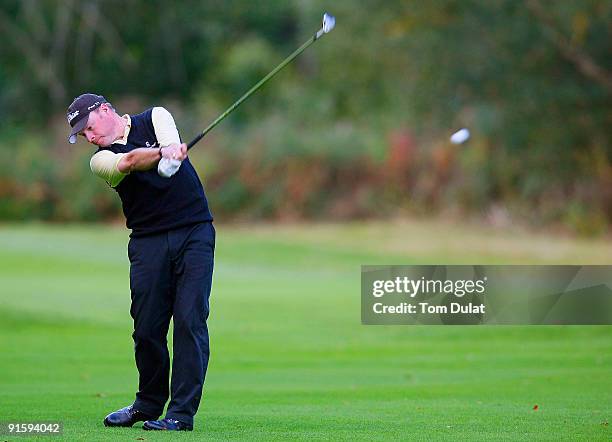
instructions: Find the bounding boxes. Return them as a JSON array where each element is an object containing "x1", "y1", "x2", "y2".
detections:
[{"x1": 158, "y1": 157, "x2": 182, "y2": 178}]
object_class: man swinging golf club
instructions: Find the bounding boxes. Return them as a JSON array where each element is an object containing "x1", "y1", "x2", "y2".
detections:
[
  {"x1": 67, "y1": 94, "x2": 215, "y2": 431},
  {"x1": 66, "y1": 12, "x2": 334, "y2": 433}
]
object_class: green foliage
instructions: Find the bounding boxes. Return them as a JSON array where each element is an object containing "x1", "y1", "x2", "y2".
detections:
[{"x1": 0, "y1": 1, "x2": 610, "y2": 232}]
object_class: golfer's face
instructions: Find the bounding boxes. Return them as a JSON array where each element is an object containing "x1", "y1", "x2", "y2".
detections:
[{"x1": 81, "y1": 107, "x2": 113, "y2": 147}]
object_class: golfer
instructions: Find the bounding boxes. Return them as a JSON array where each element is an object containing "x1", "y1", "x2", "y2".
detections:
[{"x1": 66, "y1": 93, "x2": 214, "y2": 432}]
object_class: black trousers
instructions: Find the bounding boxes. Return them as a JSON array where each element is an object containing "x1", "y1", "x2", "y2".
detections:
[{"x1": 128, "y1": 222, "x2": 215, "y2": 426}]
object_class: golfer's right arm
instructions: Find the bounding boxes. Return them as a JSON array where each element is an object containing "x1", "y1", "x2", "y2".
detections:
[{"x1": 90, "y1": 145, "x2": 186, "y2": 186}]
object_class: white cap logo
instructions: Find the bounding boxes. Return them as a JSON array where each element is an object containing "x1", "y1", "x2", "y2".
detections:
[{"x1": 67, "y1": 110, "x2": 80, "y2": 123}]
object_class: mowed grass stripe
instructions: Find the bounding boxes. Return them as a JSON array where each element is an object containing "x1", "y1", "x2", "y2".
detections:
[{"x1": 0, "y1": 222, "x2": 610, "y2": 440}]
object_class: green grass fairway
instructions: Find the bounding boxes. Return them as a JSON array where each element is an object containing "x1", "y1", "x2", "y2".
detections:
[{"x1": 0, "y1": 220, "x2": 610, "y2": 441}]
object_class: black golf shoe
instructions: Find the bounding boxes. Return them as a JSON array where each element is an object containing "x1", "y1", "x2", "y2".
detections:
[
  {"x1": 143, "y1": 418, "x2": 193, "y2": 431},
  {"x1": 103, "y1": 405, "x2": 157, "y2": 427}
]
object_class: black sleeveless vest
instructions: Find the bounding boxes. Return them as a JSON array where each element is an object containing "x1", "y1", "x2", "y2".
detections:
[{"x1": 97, "y1": 108, "x2": 213, "y2": 237}]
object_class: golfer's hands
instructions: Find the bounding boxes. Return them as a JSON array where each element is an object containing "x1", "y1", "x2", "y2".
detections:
[
  {"x1": 158, "y1": 143, "x2": 185, "y2": 178},
  {"x1": 160, "y1": 143, "x2": 187, "y2": 161}
]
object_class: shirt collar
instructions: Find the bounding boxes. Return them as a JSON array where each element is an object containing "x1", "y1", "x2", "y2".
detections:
[{"x1": 113, "y1": 114, "x2": 132, "y2": 145}]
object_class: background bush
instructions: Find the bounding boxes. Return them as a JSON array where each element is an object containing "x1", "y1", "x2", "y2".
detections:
[{"x1": 0, "y1": 0, "x2": 610, "y2": 233}]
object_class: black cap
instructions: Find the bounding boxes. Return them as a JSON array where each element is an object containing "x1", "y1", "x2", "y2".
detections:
[{"x1": 66, "y1": 93, "x2": 107, "y2": 144}]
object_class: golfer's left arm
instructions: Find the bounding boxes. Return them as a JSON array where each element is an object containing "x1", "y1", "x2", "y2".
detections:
[
  {"x1": 152, "y1": 107, "x2": 182, "y2": 150},
  {"x1": 118, "y1": 107, "x2": 187, "y2": 172},
  {"x1": 120, "y1": 105, "x2": 188, "y2": 173},
  {"x1": 153, "y1": 107, "x2": 188, "y2": 178}
]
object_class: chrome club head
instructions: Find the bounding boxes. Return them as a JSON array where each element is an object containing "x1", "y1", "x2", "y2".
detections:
[
  {"x1": 322, "y1": 13, "x2": 336, "y2": 34},
  {"x1": 317, "y1": 12, "x2": 336, "y2": 39}
]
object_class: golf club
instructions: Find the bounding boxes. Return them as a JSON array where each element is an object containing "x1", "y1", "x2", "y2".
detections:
[{"x1": 159, "y1": 12, "x2": 336, "y2": 177}]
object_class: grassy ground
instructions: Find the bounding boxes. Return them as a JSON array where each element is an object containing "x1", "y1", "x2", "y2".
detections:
[{"x1": 0, "y1": 220, "x2": 610, "y2": 441}]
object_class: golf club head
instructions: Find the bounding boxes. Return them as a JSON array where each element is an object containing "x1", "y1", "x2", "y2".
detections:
[{"x1": 322, "y1": 13, "x2": 336, "y2": 33}]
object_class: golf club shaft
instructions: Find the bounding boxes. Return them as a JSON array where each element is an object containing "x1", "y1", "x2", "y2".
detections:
[{"x1": 187, "y1": 31, "x2": 322, "y2": 150}]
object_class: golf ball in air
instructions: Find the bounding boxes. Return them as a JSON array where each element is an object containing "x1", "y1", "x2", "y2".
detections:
[{"x1": 450, "y1": 128, "x2": 470, "y2": 144}]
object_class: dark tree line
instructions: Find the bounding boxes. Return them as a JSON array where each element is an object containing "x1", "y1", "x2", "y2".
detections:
[{"x1": 0, "y1": 1, "x2": 610, "y2": 233}]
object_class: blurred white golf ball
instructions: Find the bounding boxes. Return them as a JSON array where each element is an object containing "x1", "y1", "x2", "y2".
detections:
[{"x1": 450, "y1": 128, "x2": 470, "y2": 144}]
